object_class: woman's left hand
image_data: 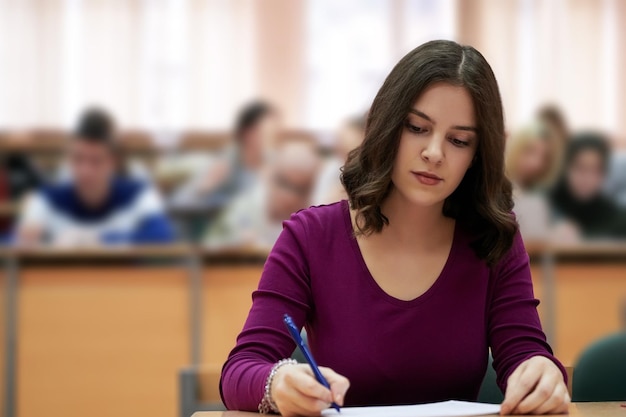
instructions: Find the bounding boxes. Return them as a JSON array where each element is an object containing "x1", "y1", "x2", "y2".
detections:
[{"x1": 500, "y1": 356, "x2": 570, "y2": 415}]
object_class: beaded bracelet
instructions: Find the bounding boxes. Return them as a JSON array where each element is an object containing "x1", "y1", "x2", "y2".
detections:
[{"x1": 258, "y1": 358, "x2": 298, "y2": 414}]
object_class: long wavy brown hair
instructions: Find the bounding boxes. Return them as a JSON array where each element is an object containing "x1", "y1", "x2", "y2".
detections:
[{"x1": 341, "y1": 40, "x2": 517, "y2": 266}]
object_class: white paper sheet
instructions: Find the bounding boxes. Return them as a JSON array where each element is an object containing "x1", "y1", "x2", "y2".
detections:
[{"x1": 321, "y1": 400, "x2": 501, "y2": 417}]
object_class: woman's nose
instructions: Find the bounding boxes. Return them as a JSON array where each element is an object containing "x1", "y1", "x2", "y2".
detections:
[{"x1": 421, "y1": 137, "x2": 444, "y2": 164}]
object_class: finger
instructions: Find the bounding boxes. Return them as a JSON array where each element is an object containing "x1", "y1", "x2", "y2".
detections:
[
  {"x1": 320, "y1": 367, "x2": 351, "y2": 405},
  {"x1": 522, "y1": 383, "x2": 560, "y2": 415},
  {"x1": 275, "y1": 378, "x2": 330, "y2": 417},
  {"x1": 281, "y1": 393, "x2": 331, "y2": 417},
  {"x1": 514, "y1": 373, "x2": 559, "y2": 414},
  {"x1": 530, "y1": 388, "x2": 570, "y2": 415},
  {"x1": 500, "y1": 364, "x2": 528, "y2": 414},
  {"x1": 501, "y1": 365, "x2": 540, "y2": 415},
  {"x1": 284, "y1": 368, "x2": 333, "y2": 403},
  {"x1": 556, "y1": 393, "x2": 571, "y2": 415}
]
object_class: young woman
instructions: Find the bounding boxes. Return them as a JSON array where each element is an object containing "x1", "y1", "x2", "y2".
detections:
[{"x1": 220, "y1": 40, "x2": 569, "y2": 416}]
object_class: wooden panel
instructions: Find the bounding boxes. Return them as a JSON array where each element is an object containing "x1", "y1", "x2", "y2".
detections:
[
  {"x1": 201, "y1": 265, "x2": 264, "y2": 402},
  {"x1": 202, "y1": 266, "x2": 263, "y2": 365},
  {"x1": 197, "y1": 364, "x2": 223, "y2": 404},
  {"x1": 199, "y1": 264, "x2": 263, "y2": 403},
  {"x1": 553, "y1": 264, "x2": 626, "y2": 366},
  {"x1": 531, "y1": 262, "x2": 626, "y2": 366},
  {"x1": 16, "y1": 266, "x2": 189, "y2": 417}
]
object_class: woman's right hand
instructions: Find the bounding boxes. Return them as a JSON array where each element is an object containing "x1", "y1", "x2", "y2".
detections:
[{"x1": 271, "y1": 364, "x2": 350, "y2": 417}]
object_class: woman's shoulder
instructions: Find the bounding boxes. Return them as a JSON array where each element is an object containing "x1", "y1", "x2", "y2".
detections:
[
  {"x1": 284, "y1": 200, "x2": 350, "y2": 240},
  {"x1": 288, "y1": 200, "x2": 349, "y2": 227}
]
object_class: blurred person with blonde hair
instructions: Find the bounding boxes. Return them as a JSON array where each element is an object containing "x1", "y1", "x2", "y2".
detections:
[
  {"x1": 15, "y1": 108, "x2": 175, "y2": 247},
  {"x1": 204, "y1": 139, "x2": 320, "y2": 250},
  {"x1": 505, "y1": 123, "x2": 562, "y2": 240},
  {"x1": 506, "y1": 123, "x2": 561, "y2": 191}
]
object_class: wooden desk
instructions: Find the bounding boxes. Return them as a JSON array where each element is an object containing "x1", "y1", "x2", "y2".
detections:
[
  {"x1": 7, "y1": 246, "x2": 198, "y2": 417},
  {"x1": 526, "y1": 241, "x2": 626, "y2": 259},
  {"x1": 0, "y1": 251, "x2": 10, "y2": 416},
  {"x1": 0, "y1": 131, "x2": 157, "y2": 156},
  {"x1": 14, "y1": 244, "x2": 193, "y2": 260},
  {"x1": 192, "y1": 402, "x2": 626, "y2": 417},
  {"x1": 527, "y1": 242, "x2": 626, "y2": 365},
  {"x1": 199, "y1": 249, "x2": 268, "y2": 403}
]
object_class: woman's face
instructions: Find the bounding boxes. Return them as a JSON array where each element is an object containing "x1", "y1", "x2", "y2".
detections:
[
  {"x1": 516, "y1": 138, "x2": 551, "y2": 187},
  {"x1": 566, "y1": 149, "x2": 605, "y2": 201},
  {"x1": 391, "y1": 82, "x2": 478, "y2": 208}
]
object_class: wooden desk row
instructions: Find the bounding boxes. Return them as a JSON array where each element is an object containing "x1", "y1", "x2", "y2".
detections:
[
  {"x1": 0, "y1": 129, "x2": 321, "y2": 155},
  {"x1": 0, "y1": 244, "x2": 624, "y2": 417},
  {"x1": 0, "y1": 246, "x2": 268, "y2": 417},
  {"x1": 194, "y1": 402, "x2": 626, "y2": 417}
]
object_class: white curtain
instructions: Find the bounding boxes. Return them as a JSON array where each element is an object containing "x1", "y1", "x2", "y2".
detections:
[
  {"x1": 456, "y1": 0, "x2": 623, "y2": 137},
  {"x1": 306, "y1": 0, "x2": 625, "y2": 140},
  {"x1": 0, "y1": 0, "x2": 256, "y2": 133},
  {"x1": 0, "y1": 0, "x2": 624, "y2": 142},
  {"x1": 305, "y1": 0, "x2": 458, "y2": 130}
]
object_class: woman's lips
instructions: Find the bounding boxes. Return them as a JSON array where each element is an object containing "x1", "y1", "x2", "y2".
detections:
[{"x1": 411, "y1": 171, "x2": 443, "y2": 185}]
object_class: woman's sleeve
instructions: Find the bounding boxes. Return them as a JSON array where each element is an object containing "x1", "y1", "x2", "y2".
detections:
[
  {"x1": 219, "y1": 212, "x2": 313, "y2": 411},
  {"x1": 487, "y1": 230, "x2": 568, "y2": 393}
]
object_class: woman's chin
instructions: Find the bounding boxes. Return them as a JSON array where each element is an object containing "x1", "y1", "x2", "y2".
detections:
[{"x1": 398, "y1": 189, "x2": 448, "y2": 208}]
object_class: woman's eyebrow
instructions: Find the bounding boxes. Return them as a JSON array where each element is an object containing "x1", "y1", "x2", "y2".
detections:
[
  {"x1": 409, "y1": 107, "x2": 477, "y2": 132},
  {"x1": 453, "y1": 125, "x2": 478, "y2": 133},
  {"x1": 409, "y1": 108, "x2": 433, "y2": 122}
]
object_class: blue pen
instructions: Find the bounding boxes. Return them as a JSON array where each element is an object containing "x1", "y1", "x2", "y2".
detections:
[{"x1": 283, "y1": 314, "x2": 341, "y2": 413}]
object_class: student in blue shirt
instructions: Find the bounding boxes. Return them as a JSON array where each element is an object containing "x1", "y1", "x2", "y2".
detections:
[{"x1": 16, "y1": 108, "x2": 176, "y2": 246}]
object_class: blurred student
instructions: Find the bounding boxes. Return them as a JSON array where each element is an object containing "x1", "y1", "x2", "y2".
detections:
[
  {"x1": 606, "y1": 149, "x2": 626, "y2": 207},
  {"x1": 548, "y1": 132, "x2": 626, "y2": 241},
  {"x1": 204, "y1": 140, "x2": 319, "y2": 250},
  {"x1": 506, "y1": 124, "x2": 561, "y2": 191},
  {"x1": 0, "y1": 153, "x2": 43, "y2": 236},
  {"x1": 505, "y1": 123, "x2": 561, "y2": 240},
  {"x1": 55, "y1": 150, "x2": 152, "y2": 184},
  {"x1": 537, "y1": 105, "x2": 569, "y2": 146},
  {"x1": 55, "y1": 118, "x2": 152, "y2": 184},
  {"x1": 171, "y1": 101, "x2": 282, "y2": 210},
  {"x1": 16, "y1": 108, "x2": 175, "y2": 247},
  {"x1": 313, "y1": 115, "x2": 366, "y2": 205}
]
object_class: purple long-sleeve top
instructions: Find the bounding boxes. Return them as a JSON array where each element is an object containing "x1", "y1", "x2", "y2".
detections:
[{"x1": 220, "y1": 200, "x2": 566, "y2": 411}]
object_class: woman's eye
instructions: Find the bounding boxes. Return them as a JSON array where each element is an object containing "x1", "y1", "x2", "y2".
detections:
[
  {"x1": 450, "y1": 137, "x2": 469, "y2": 147},
  {"x1": 405, "y1": 121, "x2": 426, "y2": 134}
]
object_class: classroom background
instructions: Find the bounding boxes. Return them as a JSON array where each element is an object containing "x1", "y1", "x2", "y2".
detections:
[{"x1": 0, "y1": 1, "x2": 625, "y2": 417}]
